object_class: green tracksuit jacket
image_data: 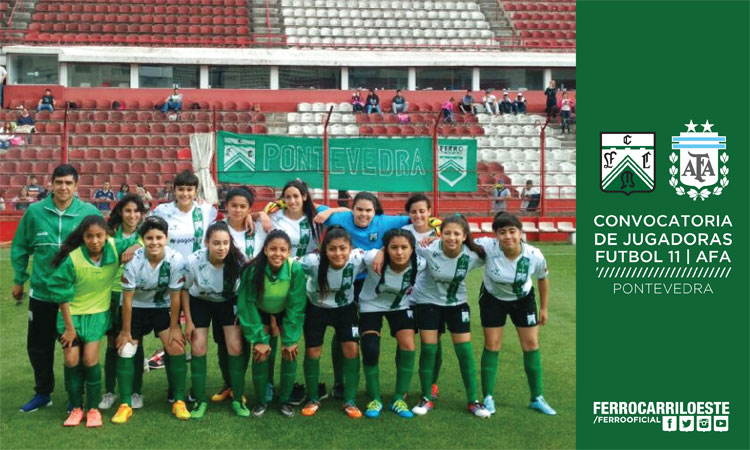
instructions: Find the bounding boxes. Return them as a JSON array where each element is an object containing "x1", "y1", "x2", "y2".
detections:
[{"x1": 11, "y1": 195, "x2": 102, "y2": 302}]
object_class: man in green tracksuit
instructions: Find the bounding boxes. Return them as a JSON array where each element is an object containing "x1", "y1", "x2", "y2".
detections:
[{"x1": 11, "y1": 165, "x2": 102, "y2": 412}]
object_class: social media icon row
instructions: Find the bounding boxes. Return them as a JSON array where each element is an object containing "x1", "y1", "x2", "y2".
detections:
[{"x1": 662, "y1": 415, "x2": 728, "y2": 432}]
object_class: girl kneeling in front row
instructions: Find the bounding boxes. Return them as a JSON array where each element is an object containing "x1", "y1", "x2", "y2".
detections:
[
  {"x1": 182, "y1": 222, "x2": 248, "y2": 418},
  {"x1": 237, "y1": 230, "x2": 307, "y2": 418},
  {"x1": 116, "y1": 217, "x2": 189, "y2": 422},
  {"x1": 49, "y1": 215, "x2": 139, "y2": 427},
  {"x1": 476, "y1": 212, "x2": 555, "y2": 416}
]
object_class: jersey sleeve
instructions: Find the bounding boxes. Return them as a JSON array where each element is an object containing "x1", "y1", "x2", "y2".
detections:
[
  {"x1": 169, "y1": 253, "x2": 186, "y2": 291},
  {"x1": 475, "y1": 237, "x2": 494, "y2": 254},
  {"x1": 469, "y1": 249, "x2": 486, "y2": 270},
  {"x1": 281, "y1": 260, "x2": 308, "y2": 347},
  {"x1": 323, "y1": 210, "x2": 350, "y2": 227},
  {"x1": 206, "y1": 204, "x2": 218, "y2": 224},
  {"x1": 316, "y1": 204, "x2": 330, "y2": 214},
  {"x1": 351, "y1": 248, "x2": 367, "y2": 275},
  {"x1": 151, "y1": 203, "x2": 168, "y2": 220},
  {"x1": 236, "y1": 265, "x2": 268, "y2": 345},
  {"x1": 113, "y1": 235, "x2": 140, "y2": 257},
  {"x1": 299, "y1": 253, "x2": 320, "y2": 277},
  {"x1": 532, "y1": 248, "x2": 549, "y2": 279},
  {"x1": 363, "y1": 248, "x2": 380, "y2": 266},
  {"x1": 47, "y1": 256, "x2": 76, "y2": 304},
  {"x1": 416, "y1": 255, "x2": 427, "y2": 272},
  {"x1": 121, "y1": 256, "x2": 139, "y2": 291}
]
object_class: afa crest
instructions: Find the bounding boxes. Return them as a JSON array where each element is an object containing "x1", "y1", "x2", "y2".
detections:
[
  {"x1": 600, "y1": 133, "x2": 655, "y2": 195},
  {"x1": 670, "y1": 120, "x2": 728, "y2": 201}
]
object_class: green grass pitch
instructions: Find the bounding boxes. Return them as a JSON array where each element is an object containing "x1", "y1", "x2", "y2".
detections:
[{"x1": 0, "y1": 244, "x2": 575, "y2": 449}]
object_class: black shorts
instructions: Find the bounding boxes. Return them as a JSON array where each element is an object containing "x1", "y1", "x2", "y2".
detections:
[
  {"x1": 360, "y1": 309, "x2": 416, "y2": 337},
  {"x1": 415, "y1": 302, "x2": 471, "y2": 334},
  {"x1": 353, "y1": 278, "x2": 365, "y2": 304},
  {"x1": 130, "y1": 307, "x2": 171, "y2": 341},
  {"x1": 190, "y1": 295, "x2": 237, "y2": 329},
  {"x1": 303, "y1": 301, "x2": 359, "y2": 348},
  {"x1": 106, "y1": 291, "x2": 122, "y2": 338},
  {"x1": 479, "y1": 285, "x2": 538, "y2": 328},
  {"x1": 258, "y1": 309, "x2": 285, "y2": 330}
]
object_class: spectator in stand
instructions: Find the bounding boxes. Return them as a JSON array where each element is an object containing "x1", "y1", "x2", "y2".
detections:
[
  {"x1": 160, "y1": 87, "x2": 183, "y2": 115},
  {"x1": 351, "y1": 90, "x2": 365, "y2": 113},
  {"x1": 514, "y1": 92, "x2": 527, "y2": 114},
  {"x1": 498, "y1": 91, "x2": 514, "y2": 115},
  {"x1": 0, "y1": 65, "x2": 7, "y2": 109},
  {"x1": 117, "y1": 182, "x2": 131, "y2": 200},
  {"x1": 37, "y1": 89, "x2": 56, "y2": 112},
  {"x1": 559, "y1": 91, "x2": 574, "y2": 134},
  {"x1": 0, "y1": 120, "x2": 15, "y2": 150},
  {"x1": 544, "y1": 80, "x2": 558, "y2": 118},
  {"x1": 136, "y1": 183, "x2": 153, "y2": 209},
  {"x1": 27, "y1": 175, "x2": 43, "y2": 198},
  {"x1": 459, "y1": 90, "x2": 477, "y2": 115},
  {"x1": 520, "y1": 180, "x2": 541, "y2": 212},
  {"x1": 158, "y1": 180, "x2": 174, "y2": 203},
  {"x1": 15, "y1": 108, "x2": 36, "y2": 140},
  {"x1": 13, "y1": 186, "x2": 36, "y2": 211},
  {"x1": 482, "y1": 89, "x2": 499, "y2": 115},
  {"x1": 441, "y1": 97, "x2": 456, "y2": 123},
  {"x1": 93, "y1": 180, "x2": 115, "y2": 213},
  {"x1": 217, "y1": 183, "x2": 229, "y2": 209},
  {"x1": 366, "y1": 89, "x2": 381, "y2": 114},
  {"x1": 391, "y1": 89, "x2": 408, "y2": 114},
  {"x1": 37, "y1": 181, "x2": 52, "y2": 200},
  {"x1": 0, "y1": 189, "x2": 5, "y2": 211},
  {"x1": 492, "y1": 181, "x2": 511, "y2": 214}
]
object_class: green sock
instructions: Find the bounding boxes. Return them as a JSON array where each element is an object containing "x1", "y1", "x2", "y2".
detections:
[
  {"x1": 64, "y1": 364, "x2": 83, "y2": 408},
  {"x1": 104, "y1": 346, "x2": 117, "y2": 393},
  {"x1": 363, "y1": 364, "x2": 380, "y2": 402},
  {"x1": 394, "y1": 349, "x2": 415, "y2": 401},
  {"x1": 217, "y1": 343, "x2": 231, "y2": 387},
  {"x1": 228, "y1": 355, "x2": 246, "y2": 401},
  {"x1": 331, "y1": 336, "x2": 343, "y2": 386},
  {"x1": 267, "y1": 334, "x2": 278, "y2": 385},
  {"x1": 116, "y1": 355, "x2": 135, "y2": 406},
  {"x1": 454, "y1": 342, "x2": 478, "y2": 403},
  {"x1": 242, "y1": 343, "x2": 251, "y2": 373},
  {"x1": 481, "y1": 349, "x2": 500, "y2": 398},
  {"x1": 523, "y1": 349, "x2": 543, "y2": 401},
  {"x1": 303, "y1": 357, "x2": 320, "y2": 402},
  {"x1": 163, "y1": 353, "x2": 172, "y2": 392},
  {"x1": 418, "y1": 343, "x2": 438, "y2": 399},
  {"x1": 278, "y1": 357, "x2": 297, "y2": 404},
  {"x1": 84, "y1": 364, "x2": 102, "y2": 409},
  {"x1": 395, "y1": 347, "x2": 401, "y2": 366},
  {"x1": 191, "y1": 355, "x2": 208, "y2": 403},
  {"x1": 168, "y1": 354, "x2": 187, "y2": 401},
  {"x1": 252, "y1": 357, "x2": 269, "y2": 406},
  {"x1": 342, "y1": 356, "x2": 360, "y2": 403},
  {"x1": 433, "y1": 339, "x2": 443, "y2": 384},
  {"x1": 133, "y1": 344, "x2": 144, "y2": 394}
]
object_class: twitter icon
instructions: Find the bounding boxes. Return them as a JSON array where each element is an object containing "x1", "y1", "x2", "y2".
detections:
[{"x1": 679, "y1": 416, "x2": 695, "y2": 432}]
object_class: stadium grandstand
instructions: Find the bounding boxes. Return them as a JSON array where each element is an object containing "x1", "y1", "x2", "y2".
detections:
[{"x1": 0, "y1": 0, "x2": 576, "y2": 242}]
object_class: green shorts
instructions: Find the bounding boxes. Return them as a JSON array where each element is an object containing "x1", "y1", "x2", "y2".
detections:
[{"x1": 57, "y1": 310, "x2": 111, "y2": 344}]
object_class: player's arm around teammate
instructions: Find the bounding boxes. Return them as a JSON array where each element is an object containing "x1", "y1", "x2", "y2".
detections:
[
  {"x1": 48, "y1": 215, "x2": 138, "y2": 428},
  {"x1": 101, "y1": 194, "x2": 148, "y2": 412},
  {"x1": 409, "y1": 215, "x2": 491, "y2": 418},
  {"x1": 181, "y1": 222, "x2": 247, "y2": 419},
  {"x1": 237, "y1": 230, "x2": 307, "y2": 418},
  {"x1": 299, "y1": 226, "x2": 367, "y2": 418},
  {"x1": 359, "y1": 229, "x2": 425, "y2": 419},
  {"x1": 115, "y1": 217, "x2": 189, "y2": 422},
  {"x1": 475, "y1": 212, "x2": 556, "y2": 416}
]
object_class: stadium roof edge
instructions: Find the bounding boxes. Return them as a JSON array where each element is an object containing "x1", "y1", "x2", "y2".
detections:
[{"x1": 0, "y1": 45, "x2": 575, "y2": 67}]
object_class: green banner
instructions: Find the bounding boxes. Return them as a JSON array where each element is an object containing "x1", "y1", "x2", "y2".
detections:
[{"x1": 216, "y1": 131, "x2": 476, "y2": 192}]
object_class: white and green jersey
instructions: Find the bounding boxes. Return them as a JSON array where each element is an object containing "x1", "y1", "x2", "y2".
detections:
[
  {"x1": 402, "y1": 223, "x2": 437, "y2": 242},
  {"x1": 152, "y1": 201, "x2": 217, "y2": 259},
  {"x1": 122, "y1": 246, "x2": 186, "y2": 309},
  {"x1": 476, "y1": 237, "x2": 547, "y2": 301},
  {"x1": 409, "y1": 240, "x2": 484, "y2": 307},
  {"x1": 268, "y1": 209, "x2": 319, "y2": 258},
  {"x1": 359, "y1": 249, "x2": 426, "y2": 313},
  {"x1": 183, "y1": 248, "x2": 240, "y2": 302},
  {"x1": 300, "y1": 250, "x2": 366, "y2": 309},
  {"x1": 225, "y1": 220, "x2": 263, "y2": 262}
]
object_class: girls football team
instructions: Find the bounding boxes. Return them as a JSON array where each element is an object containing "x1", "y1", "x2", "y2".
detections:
[{"x1": 33, "y1": 169, "x2": 556, "y2": 426}]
